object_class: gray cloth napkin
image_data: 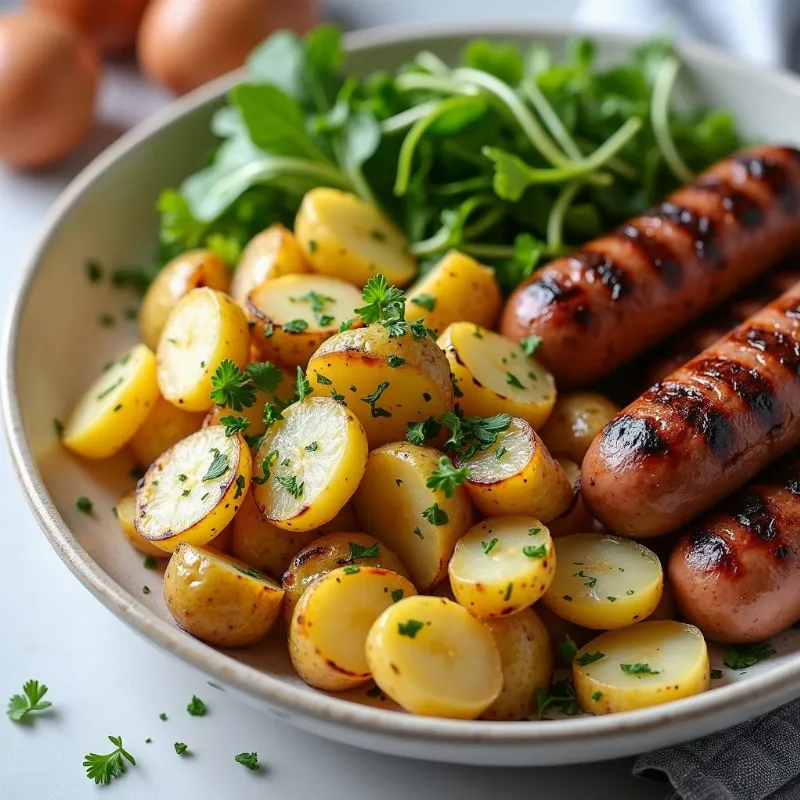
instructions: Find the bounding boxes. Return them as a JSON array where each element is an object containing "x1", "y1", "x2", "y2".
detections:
[{"x1": 573, "y1": 2, "x2": 800, "y2": 798}]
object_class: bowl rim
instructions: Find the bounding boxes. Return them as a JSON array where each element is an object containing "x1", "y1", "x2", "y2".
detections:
[{"x1": 5, "y1": 19, "x2": 800, "y2": 751}]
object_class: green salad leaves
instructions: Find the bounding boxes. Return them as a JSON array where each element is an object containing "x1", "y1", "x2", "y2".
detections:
[{"x1": 154, "y1": 27, "x2": 742, "y2": 294}]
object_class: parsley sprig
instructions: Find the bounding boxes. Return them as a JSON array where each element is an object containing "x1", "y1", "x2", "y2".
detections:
[
  {"x1": 441, "y1": 410, "x2": 512, "y2": 459},
  {"x1": 7, "y1": 680, "x2": 52, "y2": 722},
  {"x1": 426, "y1": 456, "x2": 470, "y2": 498},
  {"x1": 83, "y1": 736, "x2": 136, "y2": 785},
  {"x1": 354, "y1": 274, "x2": 435, "y2": 340},
  {"x1": 210, "y1": 360, "x2": 256, "y2": 410}
]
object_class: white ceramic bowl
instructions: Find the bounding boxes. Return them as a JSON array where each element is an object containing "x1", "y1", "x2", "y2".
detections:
[{"x1": 6, "y1": 23, "x2": 800, "y2": 767}]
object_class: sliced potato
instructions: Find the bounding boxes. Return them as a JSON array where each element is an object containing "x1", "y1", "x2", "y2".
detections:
[
  {"x1": 307, "y1": 324, "x2": 453, "y2": 449},
  {"x1": 405, "y1": 250, "x2": 502, "y2": 335},
  {"x1": 230, "y1": 224, "x2": 310, "y2": 307},
  {"x1": 366, "y1": 595, "x2": 502, "y2": 719},
  {"x1": 62, "y1": 344, "x2": 159, "y2": 459},
  {"x1": 281, "y1": 531, "x2": 411, "y2": 627},
  {"x1": 135, "y1": 425, "x2": 251, "y2": 553},
  {"x1": 548, "y1": 457, "x2": 594, "y2": 538},
  {"x1": 128, "y1": 395, "x2": 205, "y2": 467},
  {"x1": 246, "y1": 274, "x2": 363, "y2": 368},
  {"x1": 164, "y1": 543, "x2": 283, "y2": 647},
  {"x1": 252, "y1": 397, "x2": 368, "y2": 533},
  {"x1": 541, "y1": 533, "x2": 663, "y2": 630},
  {"x1": 157, "y1": 287, "x2": 251, "y2": 412},
  {"x1": 231, "y1": 492, "x2": 319, "y2": 580},
  {"x1": 449, "y1": 517, "x2": 555, "y2": 618},
  {"x1": 353, "y1": 442, "x2": 473, "y2": 591},
  {"x1": 115, "y1": 489, "x2": 167, "y2": 558},
  {"x1": 289, "y1": 566, "x2": 417, "y2": 691},
  {"x1": 317, "y1": 501, "x2": 359, "y2": 535},
  {"x1": 295, "y1": 188, "x2": 417, "y2": 287},
  {"x1": 458, "y1": 417, "x2": 572, "y2": 521},
  {"x1": 439, "y1": 322, "x2": 556, "y2": 429},
  {"x1": 139, "y1": 249, "x2": 230, "y2": 351},
  {"x1": 573, "y1": 621, "x2": 710, "y2": 715},
  {"x1": 539, "y1": 391, "x2": 619, "y2": 463},
  {"x1": 482, "y1": 608, "x2": 554, "y2": 720}
]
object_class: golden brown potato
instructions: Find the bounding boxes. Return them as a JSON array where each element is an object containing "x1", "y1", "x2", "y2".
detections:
[
  {"x1": 128, "y1": 395, "x2": 205, "y2": 467},
  {"x1": 539, "y1": 391, "x2": 619, "y2": 463},
  {"x1": 115, "y1": 489, "x2": 167, "y2": 558}
]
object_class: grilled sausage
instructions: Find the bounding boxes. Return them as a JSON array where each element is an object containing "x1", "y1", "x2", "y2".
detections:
[
  {"x1": 643, "y1": 260, "x2": 800, "y2": 386},
  {"x1": 500, "y1": 145, "x2": 800, "y2": 387},
  {"x1": 582, "y1": 279, "x2": 800, "y2": 537},
  {"x1": 668, "y1": 454, "x2": 800, "y2": 643}
]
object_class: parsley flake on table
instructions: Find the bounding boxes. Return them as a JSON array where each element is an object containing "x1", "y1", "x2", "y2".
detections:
[
  {"x1": 210, "y1": 359, "x2": 256, "y2": 410},
  {"x1": 421, "y1": 503, "x2": 449, "y2": 526},
  {"x1": 397, "y1": 620, "x2": 425, "y2": 638},
  {"x1": 6, "y1": 680, "x2": 52, "y2": 722},
  {"x1": 723, "y1": 642, "x2": 775, "y2": 670},
  {"x1": 235, "y1": 752, "x2": 260, "y2": 771},
  {"x1": 202, "y1": 448, "x2": 229, "y2": 481},
  {"x1": 83, "y1": 736, "x2": 135, "y2": 785},
  {"x1": 174, "y1": 742, "x2": 188, "y2": 755},
  {"x1": 426, "y1": 456, "x2": 470, "y2": 498},
  {"x1": 187, "y1": 696, "x2": 206, "y2": 716}
]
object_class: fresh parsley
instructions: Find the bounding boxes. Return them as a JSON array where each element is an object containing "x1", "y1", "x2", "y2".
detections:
[
  {"x1": 174, "y1": 742, "x2": 188, "y2": 756},
  {"x1": 275, "y1": 474, "x2": 304, "y2": 499},
  {"x1": 387, "y1": 354, "x2": 406, "y2": 368},
  {"x1": 576, "y1": 651, "x2": 606, "y2": 666},
  {"x1": 421, "y1": 503, "x2": 449, "y2": 526},
  {"x1": 348, "y1": 541, "x2": 380, "y2": 560},
  {"x1": 391, "y1": 589, "x2": 404, "y2": 603},
  {"x1": 6, "y1": 680, "x2": 52, "y2": 722},
  {"x1": 519, "y1": 335, "x2": 542, "y2": 356},
  {"x1": 235, "y1": 752, "x2": 260, "y2": 771},
  {"x1": 76, "y1": 496, "x2": 93, "y2": 515},
  {"x1": 440, "y1": 410, "x2": 511, "y2": 460},
  {"x1": 536, "y1": 678, "x2": 581, "y2": 719},
  {"x1": 557, "y1": 636, "x2": 578, "y2": 666},
  {"x1": 202, "y1": 448, "x2": 230, "y2": 482},
  {"x1": 247, "y1": 361, "x2": 284, "y2": 395},
  {"x1": 234, "y1": 475, "x2": 246, "y2": 499},
  {"x1": 263, "y1": 403, "x2": 284, "y2": 428},
  {"x1": 506, "y1": 371, "x2": 524, "y2": 389},
  {"x1": 425, "y1": 456, "x2": 470, "y2": 498},
  {"x1": 410, "y1": 293, "x2": 436, "y2": 312},
  {"x1": 620, "y1": 663, "x2": 660, "y2": 675},
  {"x1": 219, "y1": 414, "x2": 250, "y2": 437},
  {"x1": 361, "y1": 381, "x2": 391, "y2": 418},
  {"x1": 522, "y1": 544, "x2": 547, "y2": 558},
  {"x1": 398, "y1": 620, "x2": 425, "y2": 638},
  {"x1": 187, "y1": 696, "x2": 206, "y2": 716},
  {"x1": 83, "y1": 736, "x2": 136, "y2": 785},
  {"x1": 406, "y1": 417, "x2": 442, "y2": 445},
  {"x1": 295, "y1": 366, "x2": 312, "y2": 401},
  {"x1": 284, "y1": 319, "x2": 309, "y2": 333},
  {"x1": 723, "y1": 643, "x2": 775, "y2": 670},
  {"x1": 210, "y1": 360, "x2": 256, "y2": 410},
  {"x1": 481, "y1": 537, "x2": 499, "y2": 555}
]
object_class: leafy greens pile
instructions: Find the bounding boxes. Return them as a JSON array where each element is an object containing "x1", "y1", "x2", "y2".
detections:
[{"x1": 156, "y1": 26, "x2": 742, "y2": 294}]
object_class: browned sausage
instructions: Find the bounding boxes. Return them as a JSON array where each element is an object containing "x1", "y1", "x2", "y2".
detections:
[
  {"x1": 643, "y1": 259, "x2": 800, "y2": 386},
  {"x1": 500, "y1": 146, "x2": 800, "y2": 387},
  {"x1": 581, "y1": 279, "x2": 800, "y2": 537},
  {"x1": 668, "y1": 454, "x2": 800, "y2": 643}
]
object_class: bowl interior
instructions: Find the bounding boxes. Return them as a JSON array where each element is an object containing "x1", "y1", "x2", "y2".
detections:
[{"x1": 8, "y1": 24, "x2": 800, "y2": 764}]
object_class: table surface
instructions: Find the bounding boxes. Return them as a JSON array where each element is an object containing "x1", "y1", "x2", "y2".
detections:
[{"x1": 0, "y1": 1, "x2": 668, "y2": 797}]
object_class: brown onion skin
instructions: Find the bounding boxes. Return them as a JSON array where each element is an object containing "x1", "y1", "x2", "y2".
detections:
[
  {"x1": 136, "y1": 0, "x2": 317, "y2": 95},
  {"x1": 0, "y1": 12, "x2": 100, "y2": 169}
]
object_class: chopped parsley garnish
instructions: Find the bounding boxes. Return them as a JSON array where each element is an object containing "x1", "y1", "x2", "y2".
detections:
[
  {"x1": 592, "y1": 691, "x2": 604, "y2": 702},
  {"x1": 391, "y1": 589, "x2": 404, "y2": 603},
  {"x1": 576, "y1": 651, "x2": 605, "y2": 666},
  {"x1": 76, "y1": 496, "x2": 93, "y2": 515},
  {"x1": 210, "y1": 359, "x2": 256, "y2": 410},
  {"x1": 440, "y1": 410, "x2": 512, "y2": 460},
  {"x1": 620, "y1": 663, "x2": 660, "y2": 675},
  {"x1": 494, "y1": 446, "x2": 507, "y2": 459},
  {"x1": 356, "y1": 274, "x2": 405, "y2": 328},
  {"x1": 308, "y1": 239, "x2": 317, "y2": 253},
  {"x1": 186, "y1": 696, "x2": 206, "y2": 716},
  {"x1": 331, "y1": 389, "x2": 346, "y2": 404},
  {"x1": 235, "y1": 752, "x2": 260, "y2": 771},
  {"x1": 413, "y1": 527, "x2": 424, "y2": 539},
  {"x1": 263, "y1": 403, "x2": 284, "y2": 428},
  {"x1": 305, "y1": 441, "x2": 318, "y2": 451},
  {"x1": 144, "y1": 556, "x2": 158, "y2": 570},
  {"x1": 557, "y1": 636, "x2": 578, "y2": 666},
  {"x1": 234, "y1": 566, "x2": 261, "y2": 579},
  {"x1": 410, "y1": 293, "x2": 436, "y2": 312},
  {"x1": 246, "y1": 361, "x2": 284, "y2": 395},
  {"x1": 574, "y1": 569, "x2": 597, "y2": 589},
  {"x1": 426, "y1": 456, "x2": 470, "y2": 498},
  {"x1": 142, "y1": 586, "x2": 151, "y2": 594},
  {"x1": 406, "y1": 417, "x2": 442, "y2": 445},
  {"x1": 421, "y1": 503, "x2": 449, "y2": 526},
  {"x1": 536, "y1": 679, "x2": 581, "y2": 718},
  {"x1": 202, "y1": 448, "x2": 229, "y2": 482},
  {"x1": 264, "y1": 323, "x2": 274, "y2": 338},
  {"x1": 296, "y1": 290, "x2": 336, "y2": 327},
  {"x1": 181, "y1": 489, "x2": 191, "y2": 497},
  {"x1": 83, "y1": 736, "x2": 135, "y2": 785},
  {"x1": 53, "y1": 418, "x2": 64, "y2": 436},
  {"x1": 6, "y1": 680, "x2": 52, "y2": 722},
  {"x1": 387, "y1": 354, "x2": 406, "y2": 368},
  {"x1": 219, "y1": 414, "x2": 250, "y2": 437},
  {"x1": 522, "y1": 543, "x2": 547, "y2": 558},
  {"x1": 98, "y1": 314, "x2": 115, "y2": 328},
  {"x1": 174, "y1": 742, "x2": 188, "y2": 756},
  {"x1": 481, "y1": 537, "x2": 499, "y2": 554},
  {"x1": 159, "y1": 713, "x2": 167, "y2": 721},
  {"x1": 723, "y1": 642, "x2": 775, "y2": 670},
  {"x1": 397, "y1": 620, "x2": 424, "y2": 638},
  {"x1": 338, "y1": 317, "x2": 354, "y2": 332},
  {"x1": 234, "y1": 475, "x2": 246, "y2": 500},
  {"x1": 96, "y1": 377, "x2": 123, "y2": 400},
  {"x1": 283, "y1": 319, "x2": 309, "y2": 333},
  {"x1": 506, "y1": 372, "x2": 524, "y2": 389},
  {"x1": 504, "y1": 582, "x2": 513, "y2": 601},
  {"x1": 295, "y1": 366, "x2": 312, "y2": 401},
  {"x1": 348, "y1": 541, "x2": 380, "y2": 561},
  {"x1": 519, "y1": 335, "x2": 543, "y2": 356},
  {"x1": 275, "y1": 474, "x2": 304, "y2": 499},
  {"x1": 361, "y1": 381, "x2": 391, "y2": 418},
  {"x1": 86, "y1": 260, "x2": 103, "y2": 283},
  {"x1": 315, "y1": 372, "x2": 332, "y2": 385},
  {"x1": 342, "y1": 565, "x2": 360, "y2": 575}
]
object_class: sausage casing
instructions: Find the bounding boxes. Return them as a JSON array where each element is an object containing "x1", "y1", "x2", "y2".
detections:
[
  {"x1": 582, "y1": 279, "x2": 800, "y2": 537},
  {"x1": 500, "y1": 146, "x2": 800, "y2": 386}
]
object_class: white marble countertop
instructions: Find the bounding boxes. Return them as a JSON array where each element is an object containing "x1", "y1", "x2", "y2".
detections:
[{"x1": 0, "y1": 1, "x2": 666, "y2": 797}]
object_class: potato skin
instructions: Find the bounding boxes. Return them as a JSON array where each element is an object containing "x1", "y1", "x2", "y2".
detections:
[
  {"x1": 539, "y1": 391, "x2": 619, "y2": 463},
  {"x1": 547, "y1": 457, "x2": 594, "y2": 538},
  {"x1": 163, "y1": 543, "x2": 283, "y2": 647},
  {"x1": 281, "y1": 532, "x2": 411, "y2": 627},
  {"x1": 405, "y1": 250, "x2": 502, "y2": 335},
  {"x1": 129, "y1": 395, "x2": 205, "y2": 467},
  {"x1": 116, "y1": 489, "x2": 166, "y2": 558},
  {"x1": 482, "y1": 609, "x2": 554, "y2": 720},
  {"x1": 139, "y1": 250, "x2": 230, "y2": 351}
]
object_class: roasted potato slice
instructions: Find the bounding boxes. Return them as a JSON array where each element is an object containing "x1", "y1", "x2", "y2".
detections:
[
  {"x1": 252, "y1": 397, "x2": 368, "y2": 533},
  {"x1": 289, "y1": 566, "x2": 417, "y2": 691},
  {"x1": 573, "y1": 621, "x2": 710, "y2": 715},
  {"x1": 295, "y1": 188, "x2": 417, "y2": 287},
  {"x1": 458, "y1": 417, "x2": 572, "y2": 521},
  {"x1": 405, "y1": 250, "x2": 502, "y2": 335},
  {"x1": 139, "y1": 249, "x2": 230, "y2": 351},
  {"x1": 62, "y1": 344, "x2": 159, "y2": 459},
  {"x1": 539, "y1": 391, "x2": 620, "y2": 463},
  {"x1": 135, "y1": 425, "x2": 251, "y2": 553},
  {"x1": 353, "y1": 442, "x2": 473, "y2": 591},
  {"x1": 157, "y1": 287, "x2": 250, "y2": 412},
  {"x1": 366, "y1": 595, "x2": 503, "y2": 719},
  {"x1": 281, "y1": 531, "x2": 411, "y2": 627},
  {"x1": 115, "y1": 489, "x2": 167, "y2": 558},
  {"x1": 128, "y1": 395, "x2": 205, "y2": 467},
  {"x1": 542, "y1": 533, "x2": 663, "y2": 630},
  {"x1": 439, "y1": 322, "x2": 556, "y2": 429},
  {"x1": 449, "y1": 517, "x2": 556, "y2": 618},
  {"x1": 482, "y1": 608, "x2": 554, "y2": 721},
  {"x1": 164, "y1": 543, "x2": 283, "y2": 647},
  {"x1": 230, "y1": 224, "x2": 310, "y2": 307},
  {"x1": 548, "y1": 457, "x2": 594, "y2": 538},
  {"x1": 246, "y1": 274, "x2": 363, "y2": 369},
  {"x1": 307, "y1": 324, "x2": 453, "y2": 449}
]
